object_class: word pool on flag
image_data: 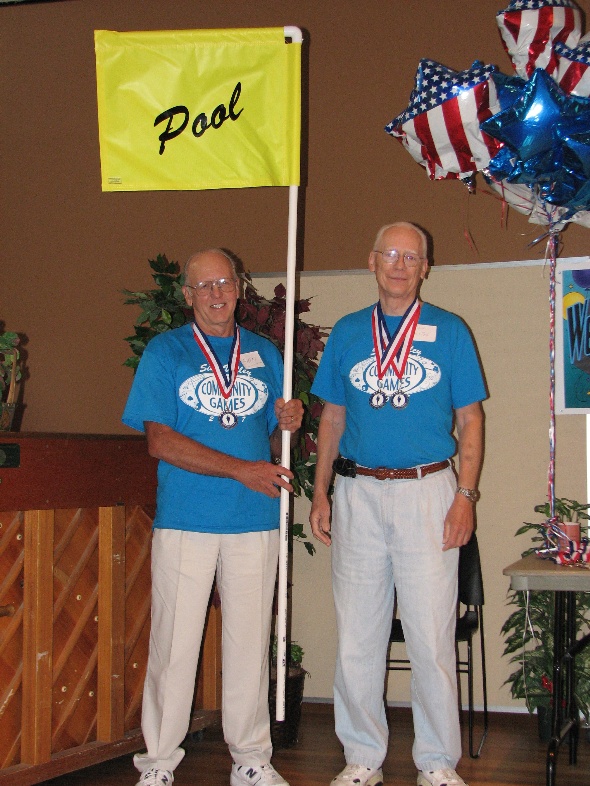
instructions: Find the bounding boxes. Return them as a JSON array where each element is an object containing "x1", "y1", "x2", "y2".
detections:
[{"x1": 95, "y1": 28, "x2": 301, "y2": 192}]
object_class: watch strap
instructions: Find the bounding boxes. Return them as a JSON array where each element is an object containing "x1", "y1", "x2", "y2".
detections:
[{"x1": 456, "y1": 486, "x2": 479, "y2": 503}]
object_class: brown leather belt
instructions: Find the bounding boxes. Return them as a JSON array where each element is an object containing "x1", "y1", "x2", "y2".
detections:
[{"x1": 354, "y1": 459, "x2": 451, "y2": 481}]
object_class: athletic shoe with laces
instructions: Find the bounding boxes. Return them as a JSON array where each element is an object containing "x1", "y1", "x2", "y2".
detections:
[
  {"x1": 330, "y1": 764, "x2": 384, "y2": 786},
  {"x1": 231, "y1": 762, "x2": 290, "y2": 786},
  {"x1": 136, "y1": 768, "x2": 174, "y2": 786},
  {"x1": 417, "y1": 768, "x2": 467, "y2": 786}
]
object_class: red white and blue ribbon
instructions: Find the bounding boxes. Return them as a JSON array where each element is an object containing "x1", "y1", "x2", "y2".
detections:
[
  {"x1": 372, "y1": 299, "x2": 421, "y2": 381},
  {"x1": 540, "y1": 516, "x2": 590, "y2": 565},
  {"x1": 191, "y1": 322, "x2": 241, "y2": 400}
]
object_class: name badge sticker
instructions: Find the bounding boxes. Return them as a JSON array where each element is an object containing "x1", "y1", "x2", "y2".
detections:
[
  {"x1": 241, "y1": 351, "x2": 265, "y2": 369},
  {"x1": 414, "y1": 324, "x2": 437, "y2": 342}
]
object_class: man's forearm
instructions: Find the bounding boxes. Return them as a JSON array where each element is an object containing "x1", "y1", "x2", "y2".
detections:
[
  {"x1": 455, "y1": 402, "x2": 484, "y2": 490},
  {"x1": 313, "y1": 403, "x2": 346, "y2": 499},
  {"x1": 145, "y1": 420, "x2": 245, "y2": 479}
]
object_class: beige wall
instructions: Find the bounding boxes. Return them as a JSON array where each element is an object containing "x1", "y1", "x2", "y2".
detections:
[{"x1": 252, "y1": 262, "x2": 588, "y2": 710}]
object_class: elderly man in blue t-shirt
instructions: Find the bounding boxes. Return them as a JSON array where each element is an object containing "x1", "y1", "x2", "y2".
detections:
[
  {"x1": 310, "y1": 222, "x2": 486, "y2": 786},
  {"x1": 123, "y1": 248, "x2": 303, "y2": 786}
]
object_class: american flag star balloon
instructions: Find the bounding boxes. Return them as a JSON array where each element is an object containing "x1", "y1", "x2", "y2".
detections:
[
  {"x1": 496, "y1": 0, "x2": 582, "y2": 80},
  {"x1": 385, "y1": 59, "x2": 502, "y2": 181},
  {"x1": 555, "y1": 32, "x2": 590, "y2": 96}
]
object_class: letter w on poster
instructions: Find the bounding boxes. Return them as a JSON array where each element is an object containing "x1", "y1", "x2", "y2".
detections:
[{"x1": 95, "y1": 28, "x2": 301, "y2": 191}]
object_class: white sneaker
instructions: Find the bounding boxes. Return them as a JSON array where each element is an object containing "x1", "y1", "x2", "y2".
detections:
[
  {"x1": 231, "y1": 762, "x2": 290, "y2": 786},
  {"x1": 331, "y1": 764, "x2": 384, "y2": 786},
  {"x1": 417, "y1": 769, "x2": 467, "y2": 786},
  {"x1": 136, "y1": 768, "x2": 174, "y2": 786}
]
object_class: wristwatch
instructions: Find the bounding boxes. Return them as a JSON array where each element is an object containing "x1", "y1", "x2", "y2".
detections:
[{"x1": 456, "y1": 486, "x2": 480, "y2": 503}]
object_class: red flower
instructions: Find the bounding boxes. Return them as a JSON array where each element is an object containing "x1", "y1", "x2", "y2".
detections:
[
  {"x1": 296, "y1": 330, "x2": 311, "y2": 356},
  {"x1": 542, "y1": 675, "x2": 553, "y2": 694},
  {"x1": 269, "y1": 317, "x2": 285, "y2": 342},
  {"x1": 310, "y1": 401, "x2": 324, "y2": 420},
  {"x1": 256, "y1": 305, "x2": 271, "y2": 325}
]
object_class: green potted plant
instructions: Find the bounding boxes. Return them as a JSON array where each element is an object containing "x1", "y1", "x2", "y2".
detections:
[
  {"x1": 123, "y1": 253, "x2": 328, "y2": 549},
  {"x1": 502, "y1": 498, "x2": 590, "y2": 740},
  {"x1": 0, "y1": 329, "x2": 23, "y2": 431},
  {"x1": 269, "y1": 635, "x2": 308, "y2": 748}
]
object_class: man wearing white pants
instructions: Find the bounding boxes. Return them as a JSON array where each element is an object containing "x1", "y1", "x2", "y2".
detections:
[
  {"x1": 310, "y1": 223, "x2": 485, "y2": 786},
  {"x1": 123, "y1": 249, "x2": 303, "y2": 786}
]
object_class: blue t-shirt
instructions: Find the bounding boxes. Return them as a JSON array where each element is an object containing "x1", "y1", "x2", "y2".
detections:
[
  {"x1": 122, "y1": 323, "x2": 283, "y2": 533},
  {"x1": 311, "y1": 302, "x2": 486, "y2": 468}
]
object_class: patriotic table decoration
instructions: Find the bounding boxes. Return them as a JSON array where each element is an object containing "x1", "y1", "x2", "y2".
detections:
[
  {"x1": 496, "y1": 0, "x2": 582, "y2": 80},
  {"x1": 385, "y1": 59, "x2": 502, "y2": 181},
  {"x1": 539, "y1": 517, "x2": 590, "y2": 564}
]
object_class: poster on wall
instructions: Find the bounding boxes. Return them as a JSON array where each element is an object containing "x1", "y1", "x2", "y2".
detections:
[{"x1": 556, "y1": 258, "x2": 590, "y2": 414}]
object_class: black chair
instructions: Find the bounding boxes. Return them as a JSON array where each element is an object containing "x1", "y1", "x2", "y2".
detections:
[{"x1": 385, "y1": 533, "x2": 488, "y2": 758}]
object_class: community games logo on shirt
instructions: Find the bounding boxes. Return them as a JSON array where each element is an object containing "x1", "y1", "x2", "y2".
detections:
[
  {"x1": 179, "y1": 364, "x2": 269, "y2": 421},
  {"x1": 350, "y1": 348, "x2": 441, "y2": 397}
]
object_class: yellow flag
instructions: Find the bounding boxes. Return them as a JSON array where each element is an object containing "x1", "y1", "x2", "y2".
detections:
[{"x1": 95, "y1": 28, "x2": 301, "y2": 191}]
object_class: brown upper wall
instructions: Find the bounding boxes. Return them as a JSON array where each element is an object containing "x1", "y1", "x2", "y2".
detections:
[
  {"x1": 1, "y1": 0, "x2": 589, "y2": 432},
  {"x1": 2, "y1": 0, "x2": 588, "y2": 275}
]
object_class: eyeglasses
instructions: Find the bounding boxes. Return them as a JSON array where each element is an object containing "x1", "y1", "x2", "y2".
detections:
[
  {"x1": 373, "y1": 249, "x2": 424, "y2": 268},
  {"x1": 185, "y1": 278, "x2": 238, "y2": 297}
]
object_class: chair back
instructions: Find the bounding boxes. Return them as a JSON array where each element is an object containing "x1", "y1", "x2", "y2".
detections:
[{"x1": 458, "y1": 533, "x2": 484, "y2": 607}]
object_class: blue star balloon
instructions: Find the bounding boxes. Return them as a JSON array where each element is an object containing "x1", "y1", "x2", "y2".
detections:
[
  {"x1": 492, "y1": 72, "x2": 527, "y2": 111},
  {"x1": 557, "y1": 111, "x2": 590, "y2": 180},
  {"x1": 483, "y1": 67, "x2": 590, "y2": 211},
  {"x1": 487, "y1": 144, "x2": 524, "y2": 180},
  {"x1": 564, "y1": 179, "x2": 590, "y2": 214},
  {"x1": 481, "y1": 68, "x2": 585, "y2": 162}
]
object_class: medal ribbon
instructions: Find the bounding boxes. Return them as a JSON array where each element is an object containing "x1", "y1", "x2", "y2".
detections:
[
  {"x1": 372, "y1": 299, "x2": 421, "y2": 380},
  {"x1": 192, "y1": 322, "x2": 241, "y2": 400}
]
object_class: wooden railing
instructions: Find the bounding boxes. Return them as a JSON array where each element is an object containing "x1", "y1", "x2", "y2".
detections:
[{"x1": 0, "y1": 434, "x2": 221, "y2": 786}]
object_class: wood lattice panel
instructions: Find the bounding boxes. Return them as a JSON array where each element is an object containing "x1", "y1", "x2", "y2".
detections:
[
  {"x1": 123, "y1": 505, "x2": 154, "y2": 732},
  {"x1": 0, "y1": 434, "x2": 220, "y2": 785},
  {"x1": 0, "y1": 511, "x2": 24, "y2": 769},
  {"x1": 52, "y1": 508, "x2": 100, "y2": 752},
  {"x1": 0, "y1": 504, "x2": 158, "y2": 767}
]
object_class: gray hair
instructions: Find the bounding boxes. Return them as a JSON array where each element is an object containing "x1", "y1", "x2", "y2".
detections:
[
  {"x1": 183, "y1": 248, "x2": 239, "y2": 282},
  {"x1": 373, "y1": 222, "x2": 428, "y2": 259}
]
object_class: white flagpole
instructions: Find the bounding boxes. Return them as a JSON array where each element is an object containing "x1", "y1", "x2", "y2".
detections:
[{"x1": 276, "y1": 25, "x2": 302, "y2": 722}]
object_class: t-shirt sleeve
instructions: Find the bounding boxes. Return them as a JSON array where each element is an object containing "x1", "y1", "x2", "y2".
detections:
[
  {"x1": 450, "y1": 320, "x2": 487, "y2": 410},
  {"x1": 310, "y1": 326, "x2": 346, "y2": 406},
  {"x1": 122, "y1": 340, "x2": 179, "y2": 432}
]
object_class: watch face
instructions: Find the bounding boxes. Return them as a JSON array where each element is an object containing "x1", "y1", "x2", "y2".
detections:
[{"x1": 458, "y1": 487, "x2": 478, "y2": 502}]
